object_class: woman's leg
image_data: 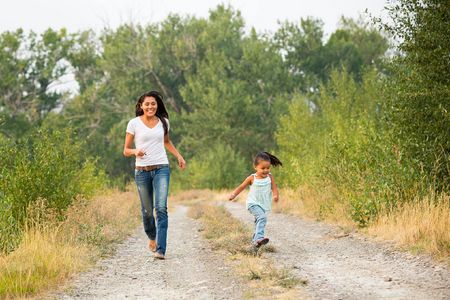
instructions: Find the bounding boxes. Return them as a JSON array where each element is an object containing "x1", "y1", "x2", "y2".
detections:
[
  {"x1": 134, "y1": 170, "x2": 156, "y2": 240},
  {"x1": 153, "y1": 166, "x2": 170, "y2": 255},
  {"x1": 248, "y1": 205, "x2": 267, "y2": 243}
]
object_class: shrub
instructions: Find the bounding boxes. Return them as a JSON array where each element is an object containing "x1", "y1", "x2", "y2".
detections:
[
  {"x1": 276, "y1": 69, "x2": 429, "y2": 226},
  {"x1": 0, "y1": 129, "x2": 106, "y2": 253}
]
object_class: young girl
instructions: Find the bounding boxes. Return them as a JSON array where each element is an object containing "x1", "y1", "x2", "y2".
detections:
[{"x1": 228, "y1": 151, "x2": 282, "y2": 249}]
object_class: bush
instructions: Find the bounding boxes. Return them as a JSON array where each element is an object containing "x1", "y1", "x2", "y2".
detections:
[
  {"x1": 276, "y1": 69, "x2": 429, "y2": 226},
  {"x1": 381, "y1": 0, "x2": 450, "y2": 190},
  {"x1": 0, "y1": 129, "x2": 106, "y2": 253},
  {"x1": 172, "y1": 143, "x2": 247, "y2": 190}
]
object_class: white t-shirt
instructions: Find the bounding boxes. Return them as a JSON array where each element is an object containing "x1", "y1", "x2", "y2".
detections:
[{"x1": 126, "y1": 117, "x2": 170, "y2": 166}]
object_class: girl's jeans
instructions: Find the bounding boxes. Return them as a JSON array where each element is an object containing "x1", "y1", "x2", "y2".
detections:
[
  {"x1": 134, "y1": 165, "x2": 170, "y2": 255},
  {"x1": 248, "y1": 204, "x2": 267, "y2": 243}
]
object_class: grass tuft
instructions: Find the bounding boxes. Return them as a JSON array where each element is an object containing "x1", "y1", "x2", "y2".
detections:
[{"x1": 368, "y1": 192, "x2": 450, "y2": 259}]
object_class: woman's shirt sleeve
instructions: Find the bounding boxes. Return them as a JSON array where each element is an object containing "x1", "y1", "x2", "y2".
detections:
[{"x1": 126, "y1": 119, "x2": 136, "y2": 135}]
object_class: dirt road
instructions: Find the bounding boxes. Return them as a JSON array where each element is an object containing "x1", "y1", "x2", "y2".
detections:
[
  {"x1": 225, "y1": 201, "x2": 450, "y2": 300},
  {"x1": 57, "y1": 206, "x2": 242, "y2": 300},
  {"x1": 57, "y1": 202, "x2": 449, "y2": 299}
]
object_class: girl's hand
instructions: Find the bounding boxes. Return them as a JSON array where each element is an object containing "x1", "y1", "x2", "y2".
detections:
[
  {"x1": 228, "y1": 193, "x2": 236, "y2": 201},
  {"x1": 273, "y1": 195, "x2": 279, "y2": 203},
  {"x1": 177, "y1": 155, "x2": 186, "y2": 170},
  {"x1": 135, "y1": 149, "x2": 145, "y2": 157}
]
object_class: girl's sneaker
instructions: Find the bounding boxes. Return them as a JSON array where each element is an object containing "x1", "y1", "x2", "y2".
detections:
[{"x1": 256, "y1": 237, "x2": 269, "y2": 247}]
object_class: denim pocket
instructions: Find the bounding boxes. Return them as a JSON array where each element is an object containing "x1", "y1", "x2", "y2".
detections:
[
  {"x1": 134, "y1": 169, "x2": 143, "y2": 177},
  {"x1": 155, "y1": 165, "x2": 170, "y2": 175}
]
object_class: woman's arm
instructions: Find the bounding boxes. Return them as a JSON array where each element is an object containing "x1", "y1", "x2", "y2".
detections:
[
  {"x1": 123, "y1": 133, "x2": 145, "y2": 157},
  {"x1": 164, "y1": 134, "x2": 186, "y2": 170},
  {"x1": 269, "y1": 174, "x2": 279, "y2": 202},
  {"x1": 228, "y1": 175, "x2": 253, "y2": 201}
]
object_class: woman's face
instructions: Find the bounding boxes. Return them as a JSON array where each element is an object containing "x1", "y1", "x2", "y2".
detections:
[{"x1": 141, "y1": 96, "x2": 158, "y2": 117}]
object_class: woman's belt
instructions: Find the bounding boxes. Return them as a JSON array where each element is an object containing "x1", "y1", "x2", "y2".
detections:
[{"x1": 135, "y1": 164, "x2": 168, "y2": 171}]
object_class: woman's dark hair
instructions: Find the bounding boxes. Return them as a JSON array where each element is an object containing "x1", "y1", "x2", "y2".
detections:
[
  {"x1": 253, "y1": 151, "x2": 282, "y2": 167},
  {"x1": 135, "y1": 90, "x2": 169, "y2": 135}
]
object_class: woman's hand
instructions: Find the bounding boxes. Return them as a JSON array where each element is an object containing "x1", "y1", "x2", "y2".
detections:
[
  {"x1": 177, "y1": 155, "x2": 186, "y2": 170},
  {"x1": 134, "y1": 149, "x2": 146, "y2": 157},
  {"x1": 228, "y1": 193, "x2": 236, "y2": 201}
]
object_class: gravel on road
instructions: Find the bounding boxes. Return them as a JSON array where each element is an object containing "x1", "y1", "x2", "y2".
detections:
[{"x1": 225, "y1": 201, "x2": 450, "y2": 300}]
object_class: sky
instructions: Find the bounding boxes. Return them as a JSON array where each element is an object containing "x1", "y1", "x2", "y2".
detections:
[{"x1": 0, "y1": 0, "x2": 389, "y2": 36}]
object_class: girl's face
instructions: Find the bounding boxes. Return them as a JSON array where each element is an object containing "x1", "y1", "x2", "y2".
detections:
[
  {"x1": 254, "y1": 160, "x2": 271, "y2": 178},
  {"x1": 141, "y1": 96, "x2": 158, "y2": 117}
]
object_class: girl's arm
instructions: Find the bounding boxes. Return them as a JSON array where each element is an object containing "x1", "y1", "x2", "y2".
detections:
[
  {"x1": 164, "y1": 133, "x2": 186, "y2": 170},
  {"x1": 228, "y1": 175, "x2": 253, "y2": 201},
  {"x1": 123, "y1": 133, "x2": 145, "y2": 157},
  {"x1": 269, "y1": 174, "x2": 279, "y2": 202}
]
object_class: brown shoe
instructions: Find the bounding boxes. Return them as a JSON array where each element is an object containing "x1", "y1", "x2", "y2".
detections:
[
  {"x1": 154, "y1": 252, "x2": 165, "y2": 260},
  {"x1": 149, "y1": 240, "x2": 157, "y2": 252},
  {"x1": 256, "y1": 237, "x2": 269, "y2": 247}
]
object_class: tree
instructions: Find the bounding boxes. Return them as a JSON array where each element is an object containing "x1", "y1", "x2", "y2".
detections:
[
  {"x1": 273, "y1": 17, "x2": 325, "y2": 91},
  {"x1": 381, "y1": 0, "x2": 450, "y2": 188},
  {"x1": 179, "y1": 6, "x2": 288, "y2": 161},
  {"x1": 0, "y1": 29, "x2": 73, "y2": 138},
  {"x1": 274, "y1": 16, "x2": 388, "y2": 90},
  {"x1": 66, "y1": 30, "x2": 103, "y2": 94}
]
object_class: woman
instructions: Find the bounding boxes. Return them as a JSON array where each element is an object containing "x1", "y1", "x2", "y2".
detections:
[{"x1": 123, "y1": 90, "x2": 185, "y2": 260}]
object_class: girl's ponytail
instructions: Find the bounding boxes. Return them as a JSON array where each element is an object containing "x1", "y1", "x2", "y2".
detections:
[{"x1": 254, "y1": 151, "x2": 283, "y2": 167}]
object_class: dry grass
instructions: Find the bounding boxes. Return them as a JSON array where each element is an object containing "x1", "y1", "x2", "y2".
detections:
[
  {"x1": 188, "y1": 205, "x2": 250, "y2": 254},
  {"x1": 273, "y1": 186, "x2": 449, "y2": 259},
  {"x1": 62, "y1": 188, "x2": 141, "y2": 254},
  {"x1": 0, "y1": 227, "x2": 90, "y2": 298},
  {"x1": 188, "y1": 202, "x2": 306, "y2": 299},
  {"x1": 272, "y1": 186, "x2": 355, "y2": 229},
  {"x1": 0, "y1": 188, "x2": 141, "y2": 299},
  {"x1": 368, "y1": 192, "x2": 450, "y2": 259}
]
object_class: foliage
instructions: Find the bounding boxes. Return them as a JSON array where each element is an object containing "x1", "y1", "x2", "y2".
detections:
[
  {"x1": 275, "y1": 1, "x2": 449, "y2": 226},
  {"x1": 0, "y1": 29, "x2": 73, "y2": 137},
  {"x1": 179, "y1": 10, "x2": 289, "y2": 160},
  {"x1": 273, "y1": 16, "x2": 388, "y2": 91},
  {"x1": 276, "y1": 69, "x2": 420, "y2": 226},
  {"x1": 380, "y1": 0, "x2": 450, "y2": 189},
  {"x1": 0, "y1": 129, "x2": 106, "y2": 252},
  {"x1": 172, "y1": 142, "x2": 246, "y2": 190}
]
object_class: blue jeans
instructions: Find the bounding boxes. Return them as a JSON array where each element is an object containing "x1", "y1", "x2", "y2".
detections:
[
  {"x1": 134, "y1": 165, "x2": 170, "y2": 255},
  {"x1": 248, "y1": 205, "x2": 267, "y2": 243}
]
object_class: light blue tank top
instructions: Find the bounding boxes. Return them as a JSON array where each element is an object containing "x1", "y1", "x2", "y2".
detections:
[{"x1": 246, "y1": 174, "x2": 272, "y2": 211}]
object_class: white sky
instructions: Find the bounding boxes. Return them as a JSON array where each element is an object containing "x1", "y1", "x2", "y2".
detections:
[{"x1": 0, "y1": 0, "x2": 388, "y2": 36}]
